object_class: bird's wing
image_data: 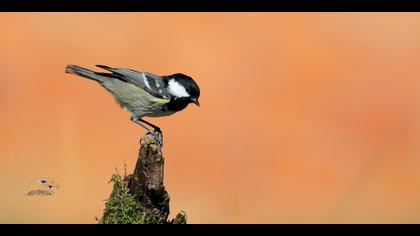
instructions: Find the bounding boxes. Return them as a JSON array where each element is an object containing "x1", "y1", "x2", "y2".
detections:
[{"x1": 96, "y1": 65, "x2": 171, "y2": 100}]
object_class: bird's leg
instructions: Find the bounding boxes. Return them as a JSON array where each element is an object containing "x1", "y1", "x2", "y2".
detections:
[
  {"x1": 139, "y1": 118, "x2": 162, "y2": 134},
  {"x1": 130, "y1": 115, "x2": 163, "y2": 146},
  {"x1": 138, "y1": 118, "x2": 163, "y2": 144}
]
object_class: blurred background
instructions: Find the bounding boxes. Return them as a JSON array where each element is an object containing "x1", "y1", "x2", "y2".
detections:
[{"x1": 1, "y1": 13, "x2": 420, "y2": 224}]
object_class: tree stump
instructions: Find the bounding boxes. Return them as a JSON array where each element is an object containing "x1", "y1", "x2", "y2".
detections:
[{"x1": 100, "y1": 134, "x2": 187, "y2": 224}]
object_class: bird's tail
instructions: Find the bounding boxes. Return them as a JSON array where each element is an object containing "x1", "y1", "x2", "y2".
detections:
[{"x1": 65, "y1": 64, "x2": 105, "y2": 82}]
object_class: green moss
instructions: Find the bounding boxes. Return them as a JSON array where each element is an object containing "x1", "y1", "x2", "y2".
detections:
[
  {"x1": 99, "y1": 170, "x2": 187, "y2": 224},
  {"x1": 99, "y1": 174, "x2": 151, "y2": 224},
  {"x1": 173, "y1": 211, "x2": 188, "y2": 224}
]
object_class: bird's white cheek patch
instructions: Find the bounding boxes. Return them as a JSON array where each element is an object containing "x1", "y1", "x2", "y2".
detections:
[{"x1": 168, "y1": 79, "x2": 190, "y2": 98}]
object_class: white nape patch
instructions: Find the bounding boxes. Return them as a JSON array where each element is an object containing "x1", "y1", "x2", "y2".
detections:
[
  {"x1": 155, "y1": 81, "x2": 160, "y2": 88},
  {"x1": 168, "y1": 79, "x2": 190, "y2": 98},
  {"x1": 142, "y1": 74, "x2": 151, "y2": 89}
]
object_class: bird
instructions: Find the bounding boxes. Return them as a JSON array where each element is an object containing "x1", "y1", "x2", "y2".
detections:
[{"x1": 65, "y1": 64, "x2": 200, "y2": 145}]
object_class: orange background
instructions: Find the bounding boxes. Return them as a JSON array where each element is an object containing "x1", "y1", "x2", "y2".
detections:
[{"x1": 1, "y1": 13, "x2": 420, "y2": 223}]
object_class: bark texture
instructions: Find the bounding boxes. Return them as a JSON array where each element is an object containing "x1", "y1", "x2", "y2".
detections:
[{"x1": 124, "y1": 134, "x2": 187, "y2": 224}]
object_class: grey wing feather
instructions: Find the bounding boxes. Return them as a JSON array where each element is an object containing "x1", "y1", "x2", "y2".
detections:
[{"x1": 96, "y1": 65, "x2": 171, "y2": 99}]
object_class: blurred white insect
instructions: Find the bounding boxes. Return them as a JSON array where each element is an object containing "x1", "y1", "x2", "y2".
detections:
[{"x1": 25, "y1": 178, "x2": 60, "y2": 197}]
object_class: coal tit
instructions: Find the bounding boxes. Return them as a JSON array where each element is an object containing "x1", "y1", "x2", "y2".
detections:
[{"x1": 65, "y1": 64, "x2": 200, "y2": 144}]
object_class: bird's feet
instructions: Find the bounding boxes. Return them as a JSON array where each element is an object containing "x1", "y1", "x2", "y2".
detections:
[
  {"x1": 130, "y1": 116, "x2": 164, "y2": 147},
  {"x1": 149, "y1": 129, "x2": 163, "y2": 147}
]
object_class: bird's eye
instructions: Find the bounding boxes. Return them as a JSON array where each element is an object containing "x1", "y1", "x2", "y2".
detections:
[{"x1": 40, "y1": 180, "x2": 47, "y2": 184}]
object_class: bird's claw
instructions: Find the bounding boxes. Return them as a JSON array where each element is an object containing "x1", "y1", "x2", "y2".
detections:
[{"x1": 149, "y1": 130, "x2": 163, "y2": 147}]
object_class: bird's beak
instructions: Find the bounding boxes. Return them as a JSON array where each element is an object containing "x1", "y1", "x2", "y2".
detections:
[{"x1": 192, "y1": 98, "x2": 200, "y2": 107}]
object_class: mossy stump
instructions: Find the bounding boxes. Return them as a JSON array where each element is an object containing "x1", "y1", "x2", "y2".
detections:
[{"x1": 99, "y1": 134, "x2": 187, "y2": 224}]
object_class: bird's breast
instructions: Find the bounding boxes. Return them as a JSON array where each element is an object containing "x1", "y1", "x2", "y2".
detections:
[{"x1": 146, "y1": 109, "x2": 177, "y2": 117}]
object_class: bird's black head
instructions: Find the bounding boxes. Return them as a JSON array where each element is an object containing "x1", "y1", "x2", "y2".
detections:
[{"x1": 167, "y1": 73, "x2": 200, "y2": 107}]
